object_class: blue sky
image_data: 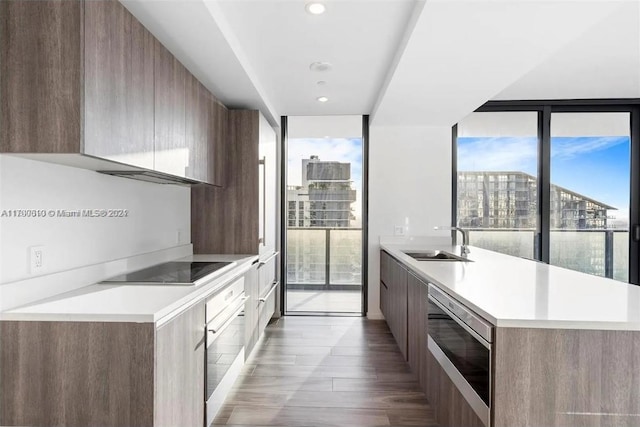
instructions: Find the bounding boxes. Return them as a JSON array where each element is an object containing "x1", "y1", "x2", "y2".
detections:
[
  {"x1": 458, "y1": 136, "x2": 630, "y2": 221},
  {"x1": 287, "y1": 138, "x2": 363, "y2": 190}
]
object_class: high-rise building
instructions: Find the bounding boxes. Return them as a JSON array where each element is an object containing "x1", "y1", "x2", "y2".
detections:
[
  {"x1": 287, "y1": 155, "x2": 357, "y2": 228},
  {"x1": 458, "y1": 171, "x2": 614, "y2": 230},
  {"x1": 287, "y1": 156, "x2": 360, "y2": 287}
]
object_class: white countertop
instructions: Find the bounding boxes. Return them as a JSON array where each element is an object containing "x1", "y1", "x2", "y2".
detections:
[
  {"x1": 381, "y1": 243, "x2": 640, "y2": 331},
  {"x1": 0, "y1": 254, "x2": 259, "y2": 324}
]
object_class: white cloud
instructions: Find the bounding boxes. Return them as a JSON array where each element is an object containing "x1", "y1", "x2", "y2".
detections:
[
  {"x1": 457, "y1": 137, "x2": 537, "y2": 174},
  {"x1": 551, "y1": 136, "x2": 628, "y2": 159},
  {"x1": 458, "y1": 136, "x2": 628, "y2": 174}
]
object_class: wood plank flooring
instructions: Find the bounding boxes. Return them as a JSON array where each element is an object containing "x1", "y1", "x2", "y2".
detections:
[{"x1": 212, "y1": 316, "x2": 438, "y2": 427}]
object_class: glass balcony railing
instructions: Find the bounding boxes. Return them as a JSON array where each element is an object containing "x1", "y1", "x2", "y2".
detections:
[
  {"x1": 286, "y1": 227, "x2": 362, "y2": 289},
  {"x1": 467, "y1": 229, "x2": 629, "y2": 283}
]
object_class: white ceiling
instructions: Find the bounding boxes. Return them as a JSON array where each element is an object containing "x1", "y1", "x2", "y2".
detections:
[
  {"x1": 371, "y1": 0, "x2": 635, "y2": 126},
  {"x1": 493, "y1": 1, "x2": 640, "y2": 101},
  {"x1": 122, "y1": 0, "x2": 640, "y2": 129},
  {"x1": 216, "y1": 0, "x2": 416, "y2": 117}
]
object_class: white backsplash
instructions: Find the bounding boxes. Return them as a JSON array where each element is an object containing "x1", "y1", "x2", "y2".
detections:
[
  {"x1": 0, "y1": 155, "x2": 191, "y2": 309},
  {"x1": 379, "y1": 235, "x2": 453, "y2": 247},
  {"x1": 368, "y1": 125, "x2": 452, "y2": 319}
]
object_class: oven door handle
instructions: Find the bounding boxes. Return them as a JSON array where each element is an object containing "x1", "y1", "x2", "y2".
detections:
[
  {"x1": 207, "y1": 296, "x2": 248, "y2": 335},
  {"x1": 428, "y1": 284, "x2": 492, "y2": 343},
  {"x1": 428, "y1": 295, "x2": 491, "y2": 350}
]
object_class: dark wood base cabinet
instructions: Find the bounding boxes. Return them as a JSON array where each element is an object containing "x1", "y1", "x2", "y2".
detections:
[
  {"x1": 379, "y1": 250, "x2": 408, "y2": 359},
  {"x1": 0, "y1": 321, "x2": 156, "y2": 427},
  {"x1": 0, "y1": 302, "x2": 205, "y2": 427},
  {"x1": 407, "y1": 271, "x2": 429, "y2": 390},
  {"x1": 493, "y1": 327, "x2": 640, "y2": 427},
  {"x1": 381, "y1": 249, "x2": 640, "y2": 427},
  {"x1": 426, "y1": 352, "x2": 485, "y2": 427}
]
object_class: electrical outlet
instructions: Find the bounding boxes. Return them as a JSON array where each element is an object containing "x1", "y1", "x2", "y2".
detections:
[
  {"x1": 394, "y1": 226, "x2": 405, "y2": 236},
  {"x1": 30, "y1": 245, "x2": 44, "y2": 274}
]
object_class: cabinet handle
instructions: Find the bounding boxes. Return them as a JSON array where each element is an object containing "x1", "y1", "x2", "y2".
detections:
[
  {"x1": 259, "y1": 156, "x2": 266, "y2": 245},
  {"x1": 259, "y1": 281, "x2": 279, "y2": 303},
  {"x1": 381, "y1": 281, "x2": 388, "y2": 289},
  {"x1": 258, "y1": 251, "x2": 279, "y2": 268}
]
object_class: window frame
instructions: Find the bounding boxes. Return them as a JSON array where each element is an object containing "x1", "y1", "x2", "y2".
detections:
[{"x1": 452, "y1": 99, "x2": 640, "y2": 284}]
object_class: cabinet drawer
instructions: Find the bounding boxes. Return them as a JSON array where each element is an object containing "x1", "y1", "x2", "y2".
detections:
[
  {"x1": 380, "y1": 250, "x2": 391, "y2": 287},
  {"x1": 380, "y1": 280, "x2": 388, "y2": 317},
  {"x1": 205, "y1": 277, "x2": 244, "y2": 324},
  {"x1": 258, "y1": 254, "x2": 277, "y2": 297},
  {"x1": 259, "y1": 282, "x2": 278, "y2": 331}
]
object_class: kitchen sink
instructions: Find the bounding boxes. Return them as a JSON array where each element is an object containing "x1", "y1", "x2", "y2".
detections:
[{"x1": 403, "y1": 250, "x2": 472, "y2": 262}]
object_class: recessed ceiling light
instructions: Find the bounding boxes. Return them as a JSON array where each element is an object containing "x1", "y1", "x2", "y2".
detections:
[
  {"x1": 306, "y1": 3, "x2": 326, "y2": 15},
  {"x1": 309, "y1": 61, "x2": 332, "y2": 72},
  {"x1": 317, "y1": 80, "x2": 327, "y2": 86},
  {"x1": 317, "y1": 96, "x2": 329, "y2": 103}
]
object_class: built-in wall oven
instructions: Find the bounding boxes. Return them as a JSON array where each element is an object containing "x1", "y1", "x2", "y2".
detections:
[
  {"x1": 427, "y1": 283, "x2": 493, "y2": 427},
  {"x1": 205, "y1": 277, "x2": 247, "y2": 427}
]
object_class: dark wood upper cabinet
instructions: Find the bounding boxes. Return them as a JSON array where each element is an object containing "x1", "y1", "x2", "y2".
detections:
[
  {"x1": 1, "y1": 0, "x2": 226, "y2": 186},
  {"x1": 191, "y1": 110, "x2": 275, "y2": 255},
  {"x1": 153, "y1": 40, "x2": 187, "y2": 177},
  {"x1": 210, "y1": 98, "x2": 228, "y2": 187},
  {"x1": 0, "y1": 0, "x2": 83, "y2": 153},
  {"x1": 84, "y1": 0, "x2": 155, "y2": 169},
  {"x1": 186, "y1": 76, "x2": 227, "y2": 186}
]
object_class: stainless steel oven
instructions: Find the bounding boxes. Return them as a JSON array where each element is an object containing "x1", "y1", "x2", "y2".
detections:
[
  {"x1": 205, "y1": 277, "x2": 247, "y2": 427},
  {"x1": 427, "y1": 284, "x2": 492, "y2": 427}
]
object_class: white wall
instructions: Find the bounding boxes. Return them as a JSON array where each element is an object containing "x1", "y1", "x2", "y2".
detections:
[
  {"x1": 288, "y1": 115, "x2": 363, "y2": 139},
  {"x1": 0, "y1": 155, "x2": 190, "y2": 286},
  {"x1": 367, "y1": 125, "x2": 451, "y2": 319}
]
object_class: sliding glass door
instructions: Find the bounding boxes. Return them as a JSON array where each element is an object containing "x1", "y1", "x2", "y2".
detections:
[
  {"x1": 284, "y1": 116, "x2": 365, "y2": 314},
  {"x1": 549, "y1": 112, "x2": 631, "y2": 281},
  {"x1": 456, "y1": 104, "x2": 639, "y2": 284},
  {"x1": 457, "y1": 112, "x2": 539, "y2": 259}
]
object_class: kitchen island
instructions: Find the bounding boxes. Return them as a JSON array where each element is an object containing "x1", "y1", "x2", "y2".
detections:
[{"x1": 381, "y1": 243, "x2": 640, "y2": 427}]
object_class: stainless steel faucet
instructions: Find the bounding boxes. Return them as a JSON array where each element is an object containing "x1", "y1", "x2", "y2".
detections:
[{"x1": 434, "y1": 226, "x2": 470, "y2": 256}]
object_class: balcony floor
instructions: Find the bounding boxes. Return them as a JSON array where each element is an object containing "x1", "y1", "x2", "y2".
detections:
[{"x1": 286, "y1": 289, "x2": 362, "y2": 313}]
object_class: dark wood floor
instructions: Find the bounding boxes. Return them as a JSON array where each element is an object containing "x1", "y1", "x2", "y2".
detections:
[{"x1": 212, "y1": 316, "x2": 438, "y2": 427}]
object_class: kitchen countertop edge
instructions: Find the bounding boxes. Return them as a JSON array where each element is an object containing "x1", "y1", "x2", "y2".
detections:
[
  {"x1": 0, "y1": 254, "x2": 261, "y2": 324},
  {"x1": 380, "y1": 243, "x2": 640, "y2": 331}
]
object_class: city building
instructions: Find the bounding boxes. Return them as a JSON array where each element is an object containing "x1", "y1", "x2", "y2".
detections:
[
  {"x1": 458, "y1": 171, "x2": 615, "y2": 230},
  {"x1": 287, "y1": 155, "x2": 357, "y2": 228},
  {"x1": 287, "y1": 156, "x2": 361, "y2": 288}
]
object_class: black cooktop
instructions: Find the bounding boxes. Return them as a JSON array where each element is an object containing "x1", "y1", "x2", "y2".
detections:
[{"x1": 99, "y1": 261, "x2": 233, "y2": 285}]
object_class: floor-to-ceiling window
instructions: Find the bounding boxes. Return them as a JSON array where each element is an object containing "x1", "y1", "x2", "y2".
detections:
[
  {"x1": 549, "y1": 112, "x2": 631, "y2": 281},
  {"x1": 454, "y1": 103, "x2": 639, "y2": 284},
  {"x1": 457, "y1": 112, "x2": 539, "y2": 259},
  {"x1": 283, "y1": 116, "x2": 366, "y2": 314}
]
